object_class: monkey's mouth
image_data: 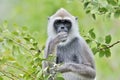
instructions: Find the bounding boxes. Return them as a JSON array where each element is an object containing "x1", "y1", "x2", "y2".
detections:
[{"x1": 58, "y1": 30, "x2": 68, "y2": 33}]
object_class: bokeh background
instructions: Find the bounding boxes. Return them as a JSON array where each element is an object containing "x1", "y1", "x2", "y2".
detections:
[{"x1": 0, "y1": 0, "x2": 120, "y2": 80}]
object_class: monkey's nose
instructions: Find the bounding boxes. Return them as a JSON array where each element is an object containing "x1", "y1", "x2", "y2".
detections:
[{"x1": 61, "y1": 27, "x2": 64, "y2": 29}]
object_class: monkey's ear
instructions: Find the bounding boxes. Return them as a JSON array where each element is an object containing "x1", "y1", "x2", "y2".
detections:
[
  {"x1": 75, "y1": 17, "x2": 78, "y2": 20},
  {"x1": 48, "y1": 17, "x2": 50, "y2": 20}
]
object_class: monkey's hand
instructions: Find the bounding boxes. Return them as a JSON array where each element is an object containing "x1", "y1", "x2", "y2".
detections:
[
  {"x1": 55, "y1": 63, "x2": 71, "y2": 73},
  {"x1": 54, "y1": 32, "x2": 68, "y2": 44}
]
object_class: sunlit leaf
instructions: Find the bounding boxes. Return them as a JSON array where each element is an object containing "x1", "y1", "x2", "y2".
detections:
[
  {"x1": 89, "y1": 28, "x2": 96, "y2": 39},
  {"x1": 24, "y1": 37, "x2": 30, "y2": 41},
  {"x1": 114, "y1": 10, "x2": 120, "y2": 18},
  {"x1": 105, "y1": 49, "x2": 111, "y2": 57},
  {"x1": 12, "y1": 31, "x2": 19, "y2": 35},
  {"x1": 92, "y1": 47, "x2": 98, "y2": 55},
  {"x1": 0, "y1": 37, "x2": 4, "y2": 42},
  {"x1": 92, "y1": 14, "x2": 96, "y2": 20},
  {"x1": 99, "y1": 50, "x2": 105, "y2": 57},
  {"x1": 98, "y1": 7, "x2": 108, "y2": 13},
  {"x1": 56, "y1": 77, "x2": 64, "y2": 80},
  {"x1": 33, "y1": 42, "x2": 38, "y2": 47},
  {"x1": 30, "y1": 47, "x2": 35, "y2": 50},
  {"x1": 96, "y1": 42, "x2": 101, "y2": 47},
  {"x1": 86, "y1": 10, "x2": 90, "y2": 14},
  {"x1": 86, "y1": 39, "x2": 92, "y2": 43},
  {"x1": 22, "y1": 26, "x2": 28, "y2": 31},
  {"x1": 36, "y1": 70, "x2": 43, "y2": 78},
  {"x1": 105, "y1": 35, "x2": 112, "y2": 44},
  {"x1": 107, "y1": 0, "x2": 117, "y2": 5},
  {"x1": 55, "y1": 73, "x2": 64, "y2": 80},
  {"x1": 84, "y1": 1, "x2": 90, "y2": 9}
]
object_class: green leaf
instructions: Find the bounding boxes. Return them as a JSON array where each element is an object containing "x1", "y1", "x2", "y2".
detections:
[
  {"x1": 86, "y1": 10, "x2": 90, "y2": 14},
  {"x1": 12, "y1": 31, "x2": 19, "y2": 35},
  {"x1": 101, "y1": 44, "x2": 107, "y2": 48},
  {"x1": 98, "y1": 7, "x2": 108, "y2": 13},
  {"x1": 36, "y1": 70, "x2": 43, "y2": 78},
  {"x1": 96, "y1": 42, "x2": 101, "y2": 47},
  {"x1": 99, "y1": 50, "x2": 105, "y2": 57},
  {"x1": 105, "y1": 35, "x2": 112, "y2": 44},
  {"x1": 86, "y1": 39, "x2": 92, "y2": 43},
  {"x1": 30, "y1": 47, "x2": 35, "y2": 50},
  {"x1": 107, "y1": 0, "x2": 117, "y2": 6},
  {"x1": 84, "y1": 2, "x2": 90, "y2": 9},
  {"x1": 24, "y1": 37, "x2": 30, "y2": 41},
  {"x1": 92, "y1": 14, "x2": 96, "y2": 20},
  {"x1": 0, "y1": 37, "x2": 4, "y2": 42},
  {"x1": 56, "y1": 77, "x2": 64, "y2": 80},
  {"x1": 114, "y1": 10, "x2": 120, "y2": 18},
  {"x1": 89, "y1": 28, "x2": 96, "y2": 39},
  {"x1": 33, "y1": 42, "x2": 38, "y2": 46},
  {"x1": 105, "y1": 49, "x2": 111, "y2": 57},
  {"x1": 22, "y1": 26, "x2": 28, "y2": 31},
  {"x1": 55, "y1": 73, "x2": 64, "y2": 80},
  {"x1": 89, "y1": 28, "x2": 94, "y2": 33},
  {"x1": 47, "y1": 54, "x2": 56, "y2": 62},
  {"x1": 34, "y1": 57, "x2": 41, "y2": 63},
  {"x1": 92, "y1": 47, "x2": 98, "y2": 55}
]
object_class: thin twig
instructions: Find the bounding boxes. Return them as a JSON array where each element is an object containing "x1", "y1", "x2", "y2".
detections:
[
  {"x1": 107, "y1": 40, "x2": 120, "y2": 48},
  {"x1": 100, "y1": 40, "x2": 120, "y2": 50},
  {"x1": 6, "y1": 63, "x2": 35, "y2": 79},
  {"x1": 0, "y1": 70, "x2": 19, "y2": 79},
  {"x1": 5, "y1": 37, "x2": 34, "y2": 56},
  {"x1": 0, "y1": 71, "x2": 15, "y2": 80}
]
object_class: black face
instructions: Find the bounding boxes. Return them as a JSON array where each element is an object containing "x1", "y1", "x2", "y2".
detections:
[{"x1": 54, "y1": 19, "x2": 72, "y2": 33}]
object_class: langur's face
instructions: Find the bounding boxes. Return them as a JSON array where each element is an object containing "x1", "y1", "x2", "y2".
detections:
[{"x1": 53, "y1": 19, "x2": 72, "y2": 34}]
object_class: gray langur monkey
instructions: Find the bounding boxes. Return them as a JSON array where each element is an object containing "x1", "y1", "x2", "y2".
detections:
[{"x1": 43, "y1": 8, "x2": 96, "y2": 80}]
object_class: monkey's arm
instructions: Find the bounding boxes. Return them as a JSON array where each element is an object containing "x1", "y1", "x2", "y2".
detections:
[
  {"x1": 44, "y1": 32, "x2": 68, "y2": 58},
  {"x1": 43, "y1": 32, "x2": 68, "y2": 68},
  {"x1": 57, "y1": 63, "x2": 96, "y2": 79},
  {"x1": 42, "y1": 38, "x2": 57, "y2": 69}
]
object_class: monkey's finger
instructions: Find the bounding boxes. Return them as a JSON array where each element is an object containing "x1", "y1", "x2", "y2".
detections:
[{"x1": 58, "y1": 32, "x2": 67, "y2": 36}]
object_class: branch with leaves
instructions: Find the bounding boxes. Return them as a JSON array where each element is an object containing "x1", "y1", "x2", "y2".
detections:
[
  {"x1": 100, "y1": 40, "x2": 120, "y2": 50},
  {"x1": 82, "y1": 0, "x2": 120, "y2": 19},
  {"x1": 84, "y1": 28, "x2": 119, "y2": 57}
]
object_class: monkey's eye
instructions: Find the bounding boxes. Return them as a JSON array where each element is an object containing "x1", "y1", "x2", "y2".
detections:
[
  {"x1": 54, "y1": 20, "x2": 61, "y2": 26},
  {"x1": 65, "y1": 22, "x2": 71, "y2": 27},
  {"x1": 64, "y1": 20, "x2": 72, "y2": 29}
]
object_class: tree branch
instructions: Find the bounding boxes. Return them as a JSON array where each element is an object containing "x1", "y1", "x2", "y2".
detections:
[{"x1": 100, "y1": 40, "x2": 120, "y2": 50}]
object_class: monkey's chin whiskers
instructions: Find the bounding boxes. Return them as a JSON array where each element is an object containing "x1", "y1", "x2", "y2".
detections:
[{"x1": 58, "y1": 39, "x2": 69, "y2": 46}]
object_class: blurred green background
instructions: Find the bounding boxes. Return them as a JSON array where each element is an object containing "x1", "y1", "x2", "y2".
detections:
[{"x1": 0, "y1": 0, "x2": 120, "y2": 80}]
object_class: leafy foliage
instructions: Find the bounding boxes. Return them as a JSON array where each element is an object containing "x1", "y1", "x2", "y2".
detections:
[
  {"x1": 83, "y1": 0, "x2": 120, "y2": 18},
  {"x1": 0, "y1": 20, "x2": 114, "y2": 79},
  {"x1": 0, "y1": 21, "x2": 65, "y2": 80},
  {"x1": 85, "y1": 28, "x2": 112, "y2": 57},
  {"x1": 0, "y1": 22, "x2": 46, "y2": 80}
]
